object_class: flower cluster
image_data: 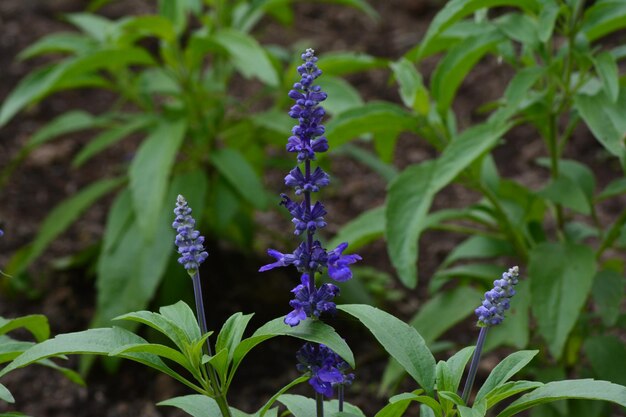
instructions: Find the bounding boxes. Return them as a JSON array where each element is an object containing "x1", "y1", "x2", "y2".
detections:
[
  {"x1": 172, "y1": 195, "x2": 209, "y2": 275},
  {"x1": 475, "y1": 266, "x2": 520, "y2": 326},
  {"x1": 296, "y1": 343, "x2": 354, "y2": 398},
  {"x1": 259, "y1": 48, "x2": 361, "y2": 327}
]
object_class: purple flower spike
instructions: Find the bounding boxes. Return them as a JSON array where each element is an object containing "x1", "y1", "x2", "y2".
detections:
[
  {"x1": 328, "y1": 243, "x2": 362, "y2": 282},
  {"x1": 475, "y1": 266, "x2": 520, "y2": 327},
  {"x1": 285, "y1": 274, "x2": 339, "y2": 327},
  {"x1": 172, "y1": 195, "x2": 208, "y2": 275},
  {"x1": 296, "y1": 343, "x2": 354, "y2": 398},
  {"x1": 260, "y1": 48, "x2": 360, "y2": 326}
]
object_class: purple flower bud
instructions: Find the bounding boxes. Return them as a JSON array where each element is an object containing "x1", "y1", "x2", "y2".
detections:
[
  {"x1": 172, "y1": 195, "x2": 209, "y2": 275},
  {"x1": 475, "y1": 266, "x2": 520, "y2": 327}
]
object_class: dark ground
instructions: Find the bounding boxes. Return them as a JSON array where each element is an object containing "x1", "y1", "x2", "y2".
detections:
[{"x1": 0, "y1": 1, "x2": 624, "y2": 416}]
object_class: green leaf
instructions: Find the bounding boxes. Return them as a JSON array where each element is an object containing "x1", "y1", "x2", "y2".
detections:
[
  {"x1": 229, "y1": 318, "x2": 353, "y2": 387},
  {"x1": 597, "y1": 177, "x2": 626, "y2": 200},
  {"x1": 0, "y1": 315, "x2": 49, "y2": 342},
  {"x1": 338, "y1": 304, "x2": 436, "y2": 394},
  {"x1": 94, "y1": 172, "x2": 201, "y2": 331},
  {"x1": 322, "y1": 0, "x2": 379, "y2": 21},
  {"x1": 65, "y1": 13, "x2": 117, "y2": 42},
  {"x1": 444, "y1": 346, "x2": 476, "y2": 393},
  {"x1": 255, "y1": 375, "x2": 308, "y2": 417},
  {"x1": 410, "y1": 286, "x2": 483, "y2": 344},
  {"x1": 210, "y1": 148, "x2": 268, "y2": 210},
  {"x1": 6, "y1": 177, "x2": 123, "y2": 276},
  {"x1": 441, "y1": 235, "x2": 515, "y2": 268},
  {"x1": 317, "y1": 77, "x2": 364, "y2": 115},
  {"x1": 114, "y1": 309, "x2": 192, "y2": 352},
  {"x1": 537, "y1": 2, "x2": 560, "y2": 43},
  {"x1": 489, "y1": 67, "x2": 543, "y2": 124},
  {"x1": 27, "y1": 111, "x2": 98, "y2": 147},
  {"x1": 109, "y1": 343, "x2": 191, "y2": 371},
  {"x1": 581, "y1": 0, "x2": 626, "y2": 42},
  {"x1": 386, "y1": 122, "x2": 510, "y2": 287},
  {"x1": 484, "y1": 380, "x2": 543, "y2": 409},
  {"x1": 430, "y1": 264, "x2": 510, "y2": 293},
  {"x1": 0, "y1": 383, "x2": 14, "y2": 404},
  {"x1": 536, "y1": 176, "x2": 591, "y2": 215},
  {"x1": 529, "y1": 242, "x2": 596, "y2": 359},
  {"x1": 496, "y1": 379, "x2": 626, "y2": 417},
  {"x1": 278, "y1": 394, "x2": 365, "y2": 417},
  {"x1": 158, "y1": 395, "x2": 221, "y2": 417},
  {"x1": 0, "y1": 62, "x2": 72, "y2": 127},
  {"x1": 0, "y1": 328, "x2": 156, "y2": 378},
  {"x1": 213, "y1": 29, "x2": 278, "y2": 86},
  {"x1": 117, "y1": 15, "x2": 177, "y2": 44},
  {"x1": 328, "y1": 206, "x2": 385, "y2": 251},
  {"x1": 390, "y1": 58, "x2": 430, "y2": 114},
  {"x1": 575, "y1": 88, "x2": 626, "y2": 170},
  {"x1": 73, "y1": 115, "x2": 153, "y2": 167},
  {"x1": 18, "y1": 33, "x2": 97, "y2": 60},
  {"x1": 325, "y1": 102, "x2": 417, "y2": 148},
  {"x1": 246, "y1": 318, "x2": 353, "y2": 367},
  {"x1": 475, "y1": 350, "x2": 539, "y2": 403},
  {"x1": 129, "y1": 119, "x2": 186, "y2": 239},
  {"x1": 317, "y1": 52, "x2": 387, "y2": 77},
  {"x1": 408, "y1": 0, "x2": 538, "y2": 61},
  {"x1": 431, "y1": 30, "x2": 504, "y2": 113},
  {"x1": 584, "y1": 335, "x2": 626, "y2": 385},
  {"x1": 388, "y1": 392, "x2": 443, "y2": 416},
  {"x1": 593, "y1": 51, "x2": 619, "y2": 103},
  {"x1": 591, "y1": 269, "x2": 624, "y2": 326},
  {"x1": 216, "y1": 312, "x2": 254, "y2": 363},
  {"x1": 494, "y1": 13, "x2": 538, "y2": 45},
  {"x1": 159, "y1": 301, "x2": 202, "y2": 343}
]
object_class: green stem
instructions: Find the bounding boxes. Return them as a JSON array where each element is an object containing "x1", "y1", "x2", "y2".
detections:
[
  {"x1": 192, "y1": 271, "x2": 233, "y2": 417},
  {"x1": 461, "y1": 327, "x2": 489, "y2": 405},
  {"x1": 477, "y1": 183, "x2": 529, "y2": 261},
  {"x1": 316, "y1": 392, "x2": 324, "y2": 417}
]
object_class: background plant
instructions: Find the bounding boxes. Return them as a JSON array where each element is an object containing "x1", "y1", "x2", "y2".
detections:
[
  {"x1": 0, "y1": 0, "x2": 381, "y2": 334},
  {"x1": 328, "y1": 0, "x2": 626, "y2": 410}
]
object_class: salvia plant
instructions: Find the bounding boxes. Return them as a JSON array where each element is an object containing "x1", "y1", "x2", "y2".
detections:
[
  {"x1": 0, "y1": 0, "x2": 382, "y2": 339},
  {"x1": 326, "y1": 0, "x2": 626, "y2": 406},
  {"x1": 1, "y1": 48, "x2": 626, "y2": 417}
]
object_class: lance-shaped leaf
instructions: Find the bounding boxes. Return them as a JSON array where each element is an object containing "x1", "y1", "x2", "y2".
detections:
[
  {"x1": 496, "y1": 379, "x2": 626, "y2": 417},
  {"x1": 338, "y1": 304, "x2": 436, "y2": 395},
  {"x1": 528, "y1": 242, "x2": 596, "y2": 359},
  {"x1": 386, "y1": 122, "x2": 509, "y2": 287},
  {"x1": 129, "y1": 118, "x2": 186, "y2": 239},
  {"x1": 475, "y1": 350, "x2": 539, "y2": 403}
]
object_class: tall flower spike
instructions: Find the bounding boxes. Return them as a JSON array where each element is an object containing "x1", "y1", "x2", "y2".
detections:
[
  {"x1": 259, "y1": 48, "x2": 360, "y2": 327},
  {"x1": 173, "y1": 195, "x2": 209, "y2": 275}
]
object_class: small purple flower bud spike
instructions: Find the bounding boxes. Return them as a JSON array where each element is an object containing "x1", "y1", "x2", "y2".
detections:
[
  {"x1": 173, "y1": 195, "x2": 209, "y2": 276},
  {"x1": 461, "y1": 266, "x2": 520, "y2": 405}
]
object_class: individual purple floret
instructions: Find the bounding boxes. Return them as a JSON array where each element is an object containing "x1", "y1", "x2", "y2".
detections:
[
  {"x1": 0, "y1": 229, "x2": 3, "y2": 237},
  {"x1": 475, "y1": 266, "x2": 520, "y2": 326},
  {"x1": 172, "y1": 195, "x2": 209, "y2": 275},
  {"x1": 296, "y1": 343, "x2": 354, "y2": 398},
  {"x1": 259, "y1": 48, "x2": 360, "y2": 327},
  {"x1": 285, "y1": 274, "x2": 339, "y2": 326}
]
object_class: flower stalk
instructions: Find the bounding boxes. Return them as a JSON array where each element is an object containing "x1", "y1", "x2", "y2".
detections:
[
  {"x1": 173, "y1": 196, "x2": 232, "y2": 417},
  {"x1": 461, "y1": 266, "x2": 519, "y2": 405}
]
